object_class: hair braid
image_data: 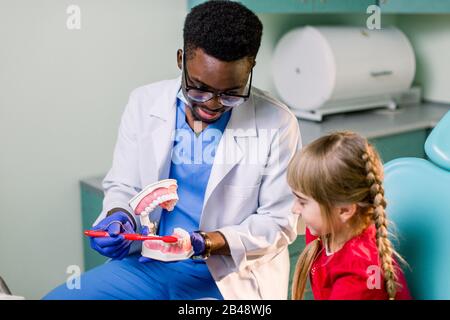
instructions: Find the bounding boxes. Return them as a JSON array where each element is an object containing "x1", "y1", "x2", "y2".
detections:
[
  {"x1": 291, "y1": 238, "x2": 321, "y2": 300},
  {"x1": 362, "y1": 147, "x2": 398, "y2": 300}
]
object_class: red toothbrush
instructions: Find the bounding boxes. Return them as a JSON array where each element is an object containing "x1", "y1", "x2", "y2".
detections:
[{"x1": 84, "y1": 230, "x2": 178, "y2": 243}]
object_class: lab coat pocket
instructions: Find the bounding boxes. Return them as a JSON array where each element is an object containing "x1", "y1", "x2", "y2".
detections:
[
  {"x1": 247, "y1": 249, "x2": 290, "y2": 300},
  {"x1": 248, "y1": 268, "x2": 263, "y2": 300},
  {"x1": 220, "y1": 184, "x2": 261, "y2": 224}
]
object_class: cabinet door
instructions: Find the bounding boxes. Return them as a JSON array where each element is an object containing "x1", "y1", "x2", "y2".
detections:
[
  {"x1": 80, "y1": 183, "x2": 108, "y2": 270},
  {"x1": 313, "y1": 0, "x2": 375, "y2": 13},
  {"x1": 188, "y1": 0, "x2": 314, "y2": 13},
  {"x1": 243, "y1": 0, "x2": 314, "y2": 13},
  {"x1": 378, "y1": 0, "x2": 450, "y2": 14},
  {"x1": 370, "y1": 130, "x2": 428, "y2": 163}
]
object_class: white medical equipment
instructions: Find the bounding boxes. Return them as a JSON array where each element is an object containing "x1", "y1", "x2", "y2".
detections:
[{"x1": 272, "y1": 26, "x2": 418, "y2": 121}]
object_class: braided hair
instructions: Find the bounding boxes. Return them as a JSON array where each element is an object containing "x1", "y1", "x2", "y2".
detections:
[{"x1": 362, "y1": 146, "x2": 398, "y2": 300}]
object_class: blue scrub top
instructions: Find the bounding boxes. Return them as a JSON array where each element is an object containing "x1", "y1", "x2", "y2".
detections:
[{"x1": 157, "y1": 90, "x2": 231, "y2": 276}]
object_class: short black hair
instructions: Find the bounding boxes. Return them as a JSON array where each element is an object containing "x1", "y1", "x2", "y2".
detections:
[{"x1": 183, "y1": 0, "x2": 263, "y2": 62}]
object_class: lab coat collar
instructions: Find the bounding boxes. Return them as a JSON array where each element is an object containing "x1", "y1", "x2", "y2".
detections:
[
  {"x1": 147, "y1": 77, "x2": 181, "y2": 121},
  {"x1": 149, "y1": 76, "x2": 257, "y2": 137},
  {"x1": 227, "y1": 92, "x2": 257, "y2": 137}
]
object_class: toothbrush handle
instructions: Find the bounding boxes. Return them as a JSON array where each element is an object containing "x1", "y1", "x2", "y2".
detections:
[
  {"x1": 123, "y1": 234, "x2": 178, "y2": 243},
  {"x1": 84, "y1": 230, "x2": 109, "y2": 238},
  {"x1": 84, "y1": 230, "x2": 178, "y2": 243}
]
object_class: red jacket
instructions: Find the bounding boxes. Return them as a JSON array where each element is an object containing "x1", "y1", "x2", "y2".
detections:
[{"x1": 305, "y1": 225, "x2": 412, "y2": 300}]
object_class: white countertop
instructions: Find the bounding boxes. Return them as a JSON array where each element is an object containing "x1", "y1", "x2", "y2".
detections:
[{"x1": 299, "y1": 101, "x2": 450, "y2": 144}]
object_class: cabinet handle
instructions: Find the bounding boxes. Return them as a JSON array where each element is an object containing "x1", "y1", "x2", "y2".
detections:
[{"x1": 370, "y1": 70, "x2": 393, "y2": 77}]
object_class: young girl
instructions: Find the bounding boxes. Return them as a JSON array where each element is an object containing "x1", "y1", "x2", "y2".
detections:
[{"x1": 288, "y1": 131, "x2": 411, "y2": 300}]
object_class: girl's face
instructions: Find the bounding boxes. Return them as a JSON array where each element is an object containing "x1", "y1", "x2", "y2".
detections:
[{"x1": 291, "y1": 190, "x2": 325, "y2": 236}]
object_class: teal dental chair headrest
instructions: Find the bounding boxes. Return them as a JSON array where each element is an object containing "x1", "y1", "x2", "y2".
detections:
[
  {"x1": 425, "y1": 111, "x2": 450, "y2": 171},
  {"x1": 384, "y1": 110, "x2": 450, "y2": 300}
]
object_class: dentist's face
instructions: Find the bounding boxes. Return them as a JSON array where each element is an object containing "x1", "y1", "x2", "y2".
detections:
[{"x1": 177, "y1": 48, "x2": 254, "y2": 124}]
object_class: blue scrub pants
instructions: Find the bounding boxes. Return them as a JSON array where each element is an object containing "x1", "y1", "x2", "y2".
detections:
[{"x1": 43, "y1": 253, "x2": 223, "y2": 300}]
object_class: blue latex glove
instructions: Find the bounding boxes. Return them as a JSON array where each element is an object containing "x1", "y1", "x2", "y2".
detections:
[
  {"x1": 190, "y1": 232, "x2": 206, "y2": 256},
  {"x1": 89, "y1": 211, "x2": 135, "y2": 260}
]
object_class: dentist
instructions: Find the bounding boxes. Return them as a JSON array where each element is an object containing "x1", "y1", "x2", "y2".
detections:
[{"x1": 45, "y1": 0, "x2": 301, "y2": 300}]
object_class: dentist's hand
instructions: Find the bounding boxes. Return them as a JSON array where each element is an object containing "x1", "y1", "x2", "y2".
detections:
[
  {"x1": 190, "y1": 232, "x2": 207, "y2": 256},
  {"x1": 89, "y1": 211, "x2": 135, "y2": 260}
]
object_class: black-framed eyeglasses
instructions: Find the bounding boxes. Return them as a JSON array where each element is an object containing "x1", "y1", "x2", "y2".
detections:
[{"x1": 182, "y1": 52, "x2": 253, "y2": 109}]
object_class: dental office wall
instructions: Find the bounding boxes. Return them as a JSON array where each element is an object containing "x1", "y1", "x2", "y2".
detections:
[
  {"x1": 0, "y1": 0, "x2": 187, "y2": 299},
  {"x1": 1, "y1": 1, "x2": 448, "y2": 299},
  {"x1": 395, "y1": 15, "x2": 450, "y2": 103}
]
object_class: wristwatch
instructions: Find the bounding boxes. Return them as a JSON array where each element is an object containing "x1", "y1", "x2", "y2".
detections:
[{"x1": 191, "y1": 231, "x2": 212, "y2": 260}]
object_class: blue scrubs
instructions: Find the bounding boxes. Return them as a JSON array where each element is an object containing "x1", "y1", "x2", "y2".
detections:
[
  {"x1": 157, "y1": 91, "x2": 231, "y2": 280},
  {"x1": 44, "y1": 92, "x2": 231, "y2": 300}
]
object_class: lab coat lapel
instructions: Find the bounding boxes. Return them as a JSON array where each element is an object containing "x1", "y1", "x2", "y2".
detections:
[
  {"x1": 201, "y1": 94, "x2": 257, "y2": 227},
  {"x1": 147, "y1": 77, "x2": 180, "y2": 181}
]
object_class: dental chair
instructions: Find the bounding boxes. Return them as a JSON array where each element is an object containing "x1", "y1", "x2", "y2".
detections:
[
  {"x1": 384, "y1": 111, "x2": 450, "y2": 299},
  {"x1": 0, "y1": 276, "x2": 24, "y2": 300}
]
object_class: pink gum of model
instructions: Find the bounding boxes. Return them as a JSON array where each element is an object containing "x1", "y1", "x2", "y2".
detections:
[
  {"x1": 128, "y1": 179, "x2": 179, "y2": 217},
  {"x1": 135, "y1": 184, "x2": 178, "y2": 214}
]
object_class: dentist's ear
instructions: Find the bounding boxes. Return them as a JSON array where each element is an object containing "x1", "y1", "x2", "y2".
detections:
[
  {"x1": 177, "y1": 49, "x2": 183, "y2": 70},
  {"x1": 246, "y1": 57, "x2": 256, "y2": 72},
  {"x1": 337, "y1": 203, "x2": 358, "y2": 224}
]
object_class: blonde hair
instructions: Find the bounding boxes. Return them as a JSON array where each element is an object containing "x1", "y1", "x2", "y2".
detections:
[{"x1": 288, "y1": 131, "x2": 404, "y2": 300}]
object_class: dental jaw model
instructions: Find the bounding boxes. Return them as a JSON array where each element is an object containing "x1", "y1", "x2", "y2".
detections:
[{"x1": 128, "y1": 179, "x2": 194, "y2": 261}]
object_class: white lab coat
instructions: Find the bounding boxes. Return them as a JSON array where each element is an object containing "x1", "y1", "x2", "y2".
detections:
[{"x1": 94, "y1": 77, "x2": 302, "y2": 299}]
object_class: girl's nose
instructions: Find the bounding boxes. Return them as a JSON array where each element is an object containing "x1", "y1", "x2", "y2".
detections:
[
  {"x1": 294, "y1": 210, "x2": 302, "y2": 218},
  {"x1": 291, "y1": 204, "x2": 301, "y2": 216}
]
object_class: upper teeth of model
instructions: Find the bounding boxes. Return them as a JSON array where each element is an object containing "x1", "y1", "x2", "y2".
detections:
[{"x1": 143, "y1": 193, "x2": 178, "y2": 213}]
